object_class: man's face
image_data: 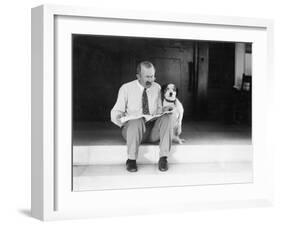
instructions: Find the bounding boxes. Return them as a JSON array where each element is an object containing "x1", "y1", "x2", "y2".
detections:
[{"x1": 137, "y1": 65, "x2": 155, "y2": 88}]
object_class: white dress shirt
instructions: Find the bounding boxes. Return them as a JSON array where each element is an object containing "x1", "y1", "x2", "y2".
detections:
[{"x1": 111, "y1": 80, "x2": 162, "y2": 127}]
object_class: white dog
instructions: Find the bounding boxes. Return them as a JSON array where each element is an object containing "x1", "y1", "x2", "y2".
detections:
[{"x1": 161, "y1": 83, "x2": 185, "y2": 144}]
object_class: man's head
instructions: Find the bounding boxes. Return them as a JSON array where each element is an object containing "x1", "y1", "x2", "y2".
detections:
[{"x1": 136, "y1": 61, "x2": 155, "y2": 88}]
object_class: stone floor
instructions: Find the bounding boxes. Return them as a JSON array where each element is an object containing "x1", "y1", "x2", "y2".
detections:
[
  {"x1": 72, "y1": 120, "x2": 252, "y2": 192},
  {"x1": 73, "y1": 162, "x2": 253, "y2": 191}
]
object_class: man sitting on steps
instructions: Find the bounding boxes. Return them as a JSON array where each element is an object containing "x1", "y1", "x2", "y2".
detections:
[{"x1": 110, "y1": 61, "x2": 174, "y2": 172}]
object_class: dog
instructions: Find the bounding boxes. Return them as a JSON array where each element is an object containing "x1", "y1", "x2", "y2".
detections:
[{"x1": 161, "y1": 83, "x2": 185, "y2": 144}]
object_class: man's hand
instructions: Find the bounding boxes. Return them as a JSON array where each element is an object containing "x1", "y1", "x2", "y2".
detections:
[
  {"x1": 162, "y1": 106, "x2": 174, "y2": 112},
  {"x1": 116, "y1": 112, "x2": 126, "y2": 125}
]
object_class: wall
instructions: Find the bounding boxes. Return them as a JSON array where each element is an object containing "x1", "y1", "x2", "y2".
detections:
[
  {"x1": 73, "y1": 35, "x2": 123, "y2": 122},
  {"x1": 235, "y1": 43, "x2": 246, "y2": 88},
  {"x1": 195, "y1": 42, "x2": 209, "y2": 118},
  {"x1": 235, "y1": 43, "x2": 252, "y2": 88},
  {"x1": 73, "y1": 36, "x2": 194, "y2": 122},
  {"x1": 73, "y1": 36, "x2": 238, "y2": 123}
]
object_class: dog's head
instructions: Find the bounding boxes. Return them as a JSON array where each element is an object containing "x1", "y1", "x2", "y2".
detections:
[{"x1": 161, "y1": 83, "x2": 178, "y2": 102}]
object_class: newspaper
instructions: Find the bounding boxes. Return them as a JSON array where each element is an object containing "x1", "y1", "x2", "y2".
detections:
[{"x1": 120, "y1": 110, "x2": 173, "y2": 124}]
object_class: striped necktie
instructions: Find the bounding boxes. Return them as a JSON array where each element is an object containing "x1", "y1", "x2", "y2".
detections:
[{"x1": 142, "y1": 88, "x2": 150, "y2": 115}]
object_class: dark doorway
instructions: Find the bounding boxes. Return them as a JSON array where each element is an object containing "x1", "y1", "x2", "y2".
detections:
[
  {"x1": 192, "y1": 42, "x2": 235, "y2": 122},
  {"x1": 208, "y1": 42, "x2": 235, "y2": 122}
]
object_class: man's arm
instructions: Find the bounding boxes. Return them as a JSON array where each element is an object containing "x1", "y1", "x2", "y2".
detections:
[{"x1": 110, "y1": 85, "x2": 127, "y2": 127}]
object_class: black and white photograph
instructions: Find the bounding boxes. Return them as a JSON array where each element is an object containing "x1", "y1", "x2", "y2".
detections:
[
  {"x1": 72, "y1": 35, "x2": 252, "y2": 191},
  {"x1": 27, "y1": 1, "x2": 278, "y2": 222}
]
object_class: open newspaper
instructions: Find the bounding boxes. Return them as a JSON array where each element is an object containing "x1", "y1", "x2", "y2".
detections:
[{"x1": 120, "y1": 110, "x2": 174, "y2": 124}]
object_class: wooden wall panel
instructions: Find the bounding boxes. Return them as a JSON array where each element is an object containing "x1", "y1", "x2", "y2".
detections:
[{"x1": 73, "y1": 35, "x2": 195, "y2": 122}]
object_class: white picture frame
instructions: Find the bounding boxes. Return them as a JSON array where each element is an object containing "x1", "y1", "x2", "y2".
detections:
[{"x1": 31, "y1": 4, "x2": 274, "y2": 221}]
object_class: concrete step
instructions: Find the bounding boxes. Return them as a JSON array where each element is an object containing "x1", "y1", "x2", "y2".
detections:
[
  {"x1": 73, "y1": 162, "x2": 253, "y2": 191},
  {"x1": 73, "y1": 144, "x2": 252, "y2": 165}
]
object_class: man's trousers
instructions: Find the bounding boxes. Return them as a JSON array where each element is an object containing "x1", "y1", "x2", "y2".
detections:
[{"x1": 121, "y1": 114, "x2": 173, "y2": 160}]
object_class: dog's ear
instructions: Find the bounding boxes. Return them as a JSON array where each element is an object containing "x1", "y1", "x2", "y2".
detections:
[
  {"x1": 161, "y1": 84, "x2": 168, "y2": 92},
  {"x1": 161, "y1": 84, "x2": 168, "y2": 101},
  {"x1": 176, "y1": 87, "x2": 179, "y2": 97}
]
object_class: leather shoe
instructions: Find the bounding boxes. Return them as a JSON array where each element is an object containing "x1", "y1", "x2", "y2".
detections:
[
  {"x1": 126, "y1": 159, "x2": 137, "y2": 172},
  {"x1": 158, "y1": 156, "x2": 168, "y2": 171}
]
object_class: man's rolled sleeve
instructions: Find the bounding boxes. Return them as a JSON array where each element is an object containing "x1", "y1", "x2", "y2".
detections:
[{"x1": 110, "y1": 85, "x2": 127, "y2": 127}]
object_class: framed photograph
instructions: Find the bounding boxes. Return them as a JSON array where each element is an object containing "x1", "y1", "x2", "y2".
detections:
[{"x1": 31, "y1": 4, "x2": 274, "y2": 221}]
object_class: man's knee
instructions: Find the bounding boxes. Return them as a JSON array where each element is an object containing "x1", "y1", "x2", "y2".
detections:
[
  {"x1": 125, "y1": 118, "x2": 146, "y2": 144},
  {"x1": 122, "y1": 118, "x2": 145, "y2": 141},
  {"x1": 160, "y1": 114, "x2": 173, "y2": 126},
  {"x1": 127, "y1": 118, "x2": 145, "y2": 129},
  {"x1": 126, "y1": 118, "x2": 146, "y2": 136}
]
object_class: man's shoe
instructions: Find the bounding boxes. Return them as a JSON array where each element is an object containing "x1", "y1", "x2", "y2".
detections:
[
  {"x1": 126, "y1": 159, "x2": 138, "y2": 172},
  {"x1": 158, "y1": 156, "x2": 168, "y2": 171}
]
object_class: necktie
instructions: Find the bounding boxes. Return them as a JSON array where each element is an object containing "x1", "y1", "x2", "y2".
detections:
[{"x1": 142, "y1": 88, "x2": 150, "y2": 115}]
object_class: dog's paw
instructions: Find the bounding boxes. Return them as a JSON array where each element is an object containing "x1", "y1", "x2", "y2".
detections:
[
  {"x1": 173, "y1": 137, "x2": 186, "y2": 144},
  {"x1": 176, "y1": 127, "x2": 182, "y2": 136},
  {"x1": 178, "y1": 138, "x2": 186, "y2": 144}
]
